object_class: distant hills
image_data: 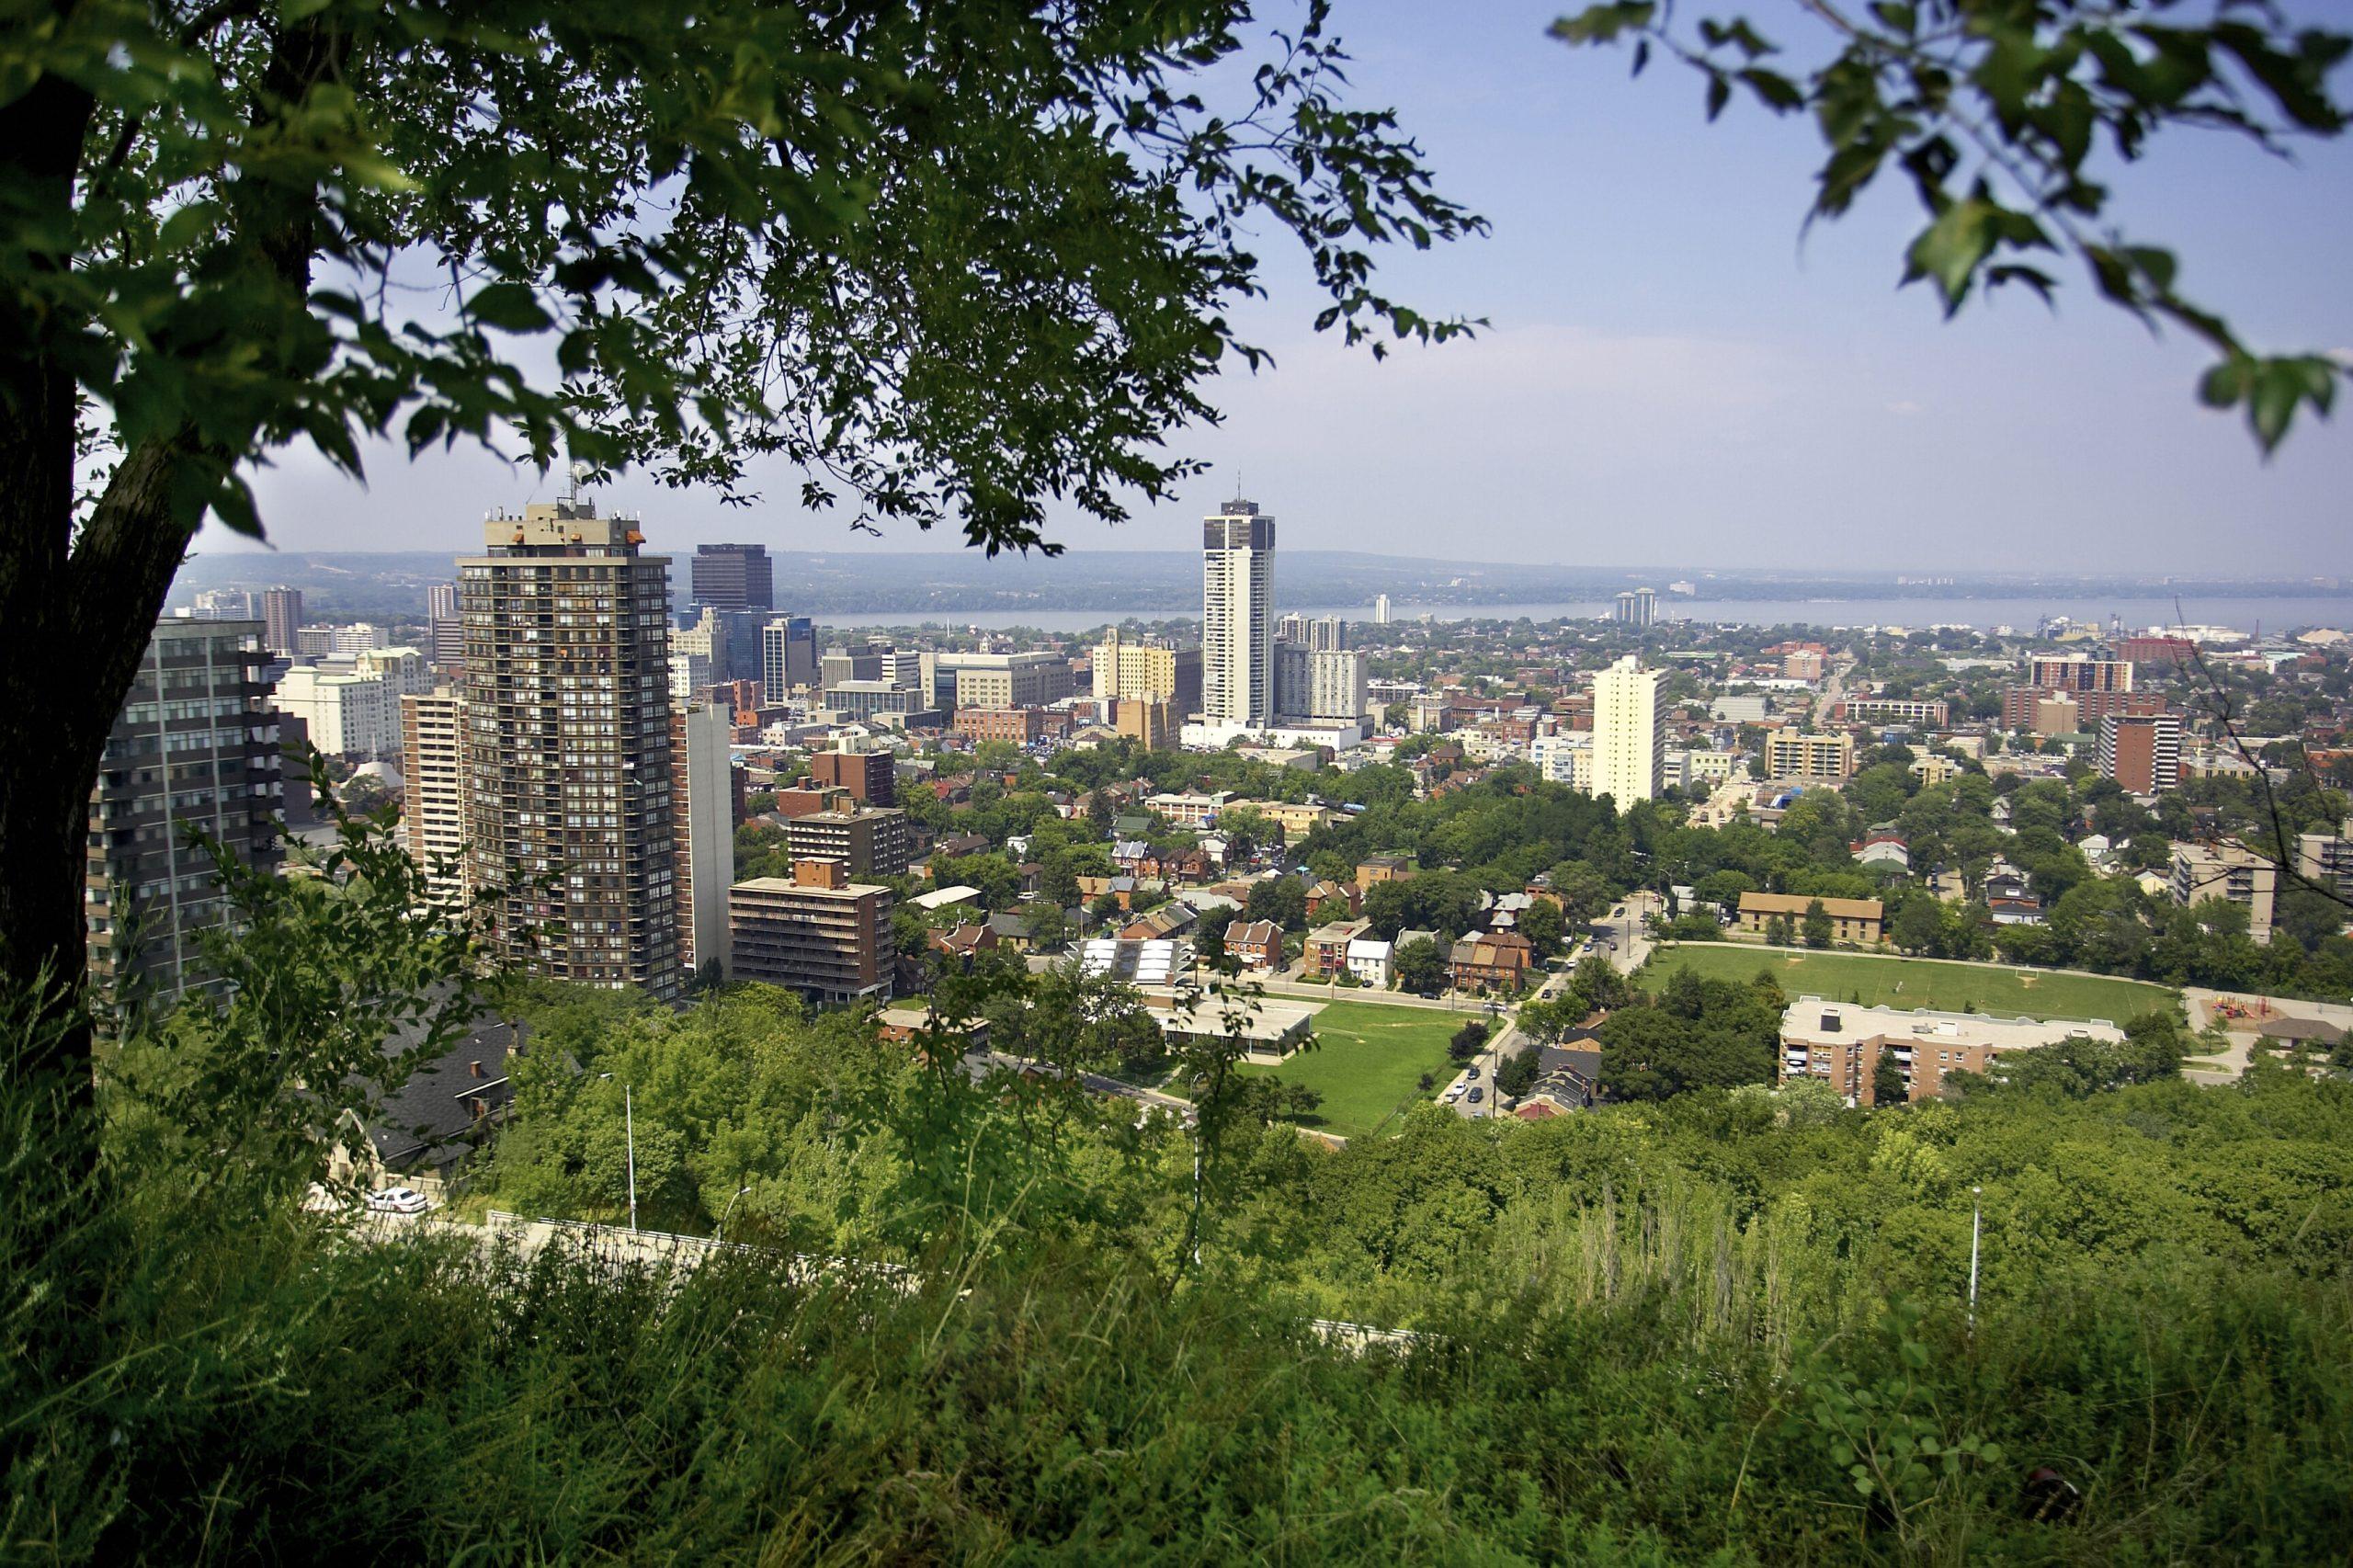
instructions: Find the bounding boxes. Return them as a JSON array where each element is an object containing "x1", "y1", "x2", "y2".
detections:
[{"x1": 168, "y1": 547, "x2": 2345, "y2": 622}]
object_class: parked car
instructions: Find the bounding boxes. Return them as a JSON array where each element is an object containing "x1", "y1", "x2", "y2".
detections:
[
  {"x1": 1442, "y1": 1086, "x2": 1463, "y2": 1104},
  {"x1": 1465, "y1": 1064, "x2": 1480, "y2": 1079},
  {"x1": 1466, "y1": 1086, "x2": 1484, "y2": 1104},
  {"x1": 365, "y1": 1187, "x2": 429, "y2": 1215}
]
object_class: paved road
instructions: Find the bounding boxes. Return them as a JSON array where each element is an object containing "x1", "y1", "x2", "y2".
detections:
[
  {"x1": 1589, "y1": 890, "x2": 1660, "y2": 977},
  {"x1": 1440, "y1": 1007, "x2": 1519, "y2": 1120}
]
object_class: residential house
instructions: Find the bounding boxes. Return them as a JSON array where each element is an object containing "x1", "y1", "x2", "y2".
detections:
[
  {"x1": 928, "y1": 922, "x2": 999, "y2": 965},
  {"x1": 1734, "y1": 892, "x2": 1884, "y2": 945},
  {"x1": 330, "y1": 1011, "x2": 518, "y2": 1188},
  {"x1": 1304, "y1": 919, "x2": 1370, "y2": 980},
  {"x1": 1345, "y1": 937, "x2": 1393, "y2": 989},
  {"x1": 1984, "y1": 869, "x2": 2045, "y2": 925},
  {"x1": 1449, "y1": 930, "x2": 1534, "y2": 993},
  {"x1": 1224, "y1": 919, "x2": 1284, "y2": 971},
  {"x1": 1120, "y1": 903, "x2": 1197, "y2": 943},
  {"x1": 1306, "y1": 879, "x2": 1360, "y2": 921}
]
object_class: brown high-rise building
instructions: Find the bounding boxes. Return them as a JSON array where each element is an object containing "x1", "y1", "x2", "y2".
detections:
[
  {"x1": 1115, "y1": 696, "x2": 1174, "y2": 751},
  {"x1": 730, "y1": 860, "x2": 894, "y2": 1004},
  {"x1": 2026, "y1": 654, "x2": 2132, "y2": 693},
  {"x1": 2000, "y1": 686, "x2": 2166, "y2": 732},
  {"x1": 261, "y1": 585, "x2": 303, "y2": 655},
  {"x1": 783, "y1": 807, "x2": 911, "y2": 878},
  {"x1": 2097, "y1": 712, "x2": 2183, "y2": 796},
  {"x1": 689, "y1": 543, "x2": 775, "y2": 611},
  {"x1": 87, "y1": 618, "x2": 283, "y2": 1008},
  {"x1": 458, "y1": 494, "x2": 680, "y2": 1001},
  {"x1": 809, "y1": 744, "x2": 895, "y2": 806}
]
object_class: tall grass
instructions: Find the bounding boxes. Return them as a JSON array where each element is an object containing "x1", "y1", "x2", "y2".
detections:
[{"x1": 8, "y1": 973, "x2": 2352, "y2": 1561}]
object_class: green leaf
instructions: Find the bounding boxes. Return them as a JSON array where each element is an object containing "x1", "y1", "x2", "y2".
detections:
[
  {"x1": 156, "y1": 200, "x2": 221, "y2": 255},
  {"x1": 1904, "y1": 195, "x2": 1998, "y2": 312},
  {"x1": 2249, "y1": 359, "x2": 2309, "y2": 452},
  {"x1": 466, "y1": 282, "x2": 553, "y2": 335},
  {"x1": 1740, "y1": 69, "x2": 1803, "y2": 113},
  {"x1": 1550, "y1": 4, "x2": 1656, "y2": 46}
]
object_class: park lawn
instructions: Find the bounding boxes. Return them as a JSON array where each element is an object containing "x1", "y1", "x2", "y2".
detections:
[
  {"x1": 1238, "y1": 998, "x2": 1465, "y2": 1141},
  {"x1": 1637, "y1": 944, "x2": 2181, "y2": 1024}
]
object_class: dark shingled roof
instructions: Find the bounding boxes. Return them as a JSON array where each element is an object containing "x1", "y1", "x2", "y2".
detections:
[
  {"x1": 366, "y1": 1012, "x2": 518, "y2": 1171},
  {"x1": 2256, "y1": 1016, "x2": 2346, "y2": 1044}
]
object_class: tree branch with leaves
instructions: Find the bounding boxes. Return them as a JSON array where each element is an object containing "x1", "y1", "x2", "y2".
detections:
[{"x1": 1553, "y1": 0, "x2": 2347, "y2": 448}]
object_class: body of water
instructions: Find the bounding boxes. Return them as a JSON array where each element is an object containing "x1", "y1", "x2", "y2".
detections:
[{"x1": 813, "y1": 596, "x2": 2352, "y2": 636}]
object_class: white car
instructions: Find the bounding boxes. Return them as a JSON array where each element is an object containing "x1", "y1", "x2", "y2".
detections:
[
  {"x1": 1442, "y1": 1086, "x2": 1463, "y2": 1104},
  {"x1": 365, "y1": 1187, "x2": 430, "y2": 1215}
]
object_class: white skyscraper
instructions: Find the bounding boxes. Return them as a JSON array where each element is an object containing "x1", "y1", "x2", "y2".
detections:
[
  {"x1": 1374, "y1": 594, "x2": 1391, "y2": 625},
  {"x1": 401, "y1": 688, "x2": 469, "y2": 901},
  {"x1": 673, "y1": 703, "x2": 735, "y2": 976},
  {"x1": 1200, "y1": 498, "x2": 1275, "y2": 728},
  {"x1": 1591, "y1": 654, "x2": 1666, "y2": 809}
]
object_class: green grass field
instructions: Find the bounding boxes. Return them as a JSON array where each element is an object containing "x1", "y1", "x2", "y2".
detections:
[
  {"x1": 1237, "y1": 998, "x2": 1465, "y2": 1140},
  {"x1": 1638, "y1": 944, "x2": 2181, "y2": 1023}
]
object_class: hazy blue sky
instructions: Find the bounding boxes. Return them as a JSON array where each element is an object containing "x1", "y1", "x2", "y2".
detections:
[{"x1": 211, "y1": 1, "x2": 2352, "y2": 574}]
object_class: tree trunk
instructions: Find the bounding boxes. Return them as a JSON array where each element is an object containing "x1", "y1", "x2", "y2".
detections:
[{"x1": 0, "y1": 47, "x2": 104, "y2": 1176}]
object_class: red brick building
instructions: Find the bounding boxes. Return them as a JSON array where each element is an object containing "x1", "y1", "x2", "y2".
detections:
[
  {"x1": 810, "y1": 745, "x2": 895, "y2": 807},
  {"x1": 951, "y1": 707, "x2": 1047, "y2": 744}
]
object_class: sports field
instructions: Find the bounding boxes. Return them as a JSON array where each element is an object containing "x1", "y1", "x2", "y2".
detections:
[
  {"x1": 1237, "y1": 999, "x2": 1463, "y2": 1140},
  {"x1": 1637, "y1": 944, "x2": 2181, "y2": 1024}
]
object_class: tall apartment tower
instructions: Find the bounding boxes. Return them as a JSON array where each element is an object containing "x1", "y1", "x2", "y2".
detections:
[
  {"x1": 426, "y1": 582, "x2": 464, "y2": 668},
  {"x1": 1374, "y1": 594, "x2": 1392, "y2": 625},
  {"x1": 2097, "y1": 712, "x2": 2182, "y2": 796},
  {"x1": 401, "y1": 688, "x2": 469, "y2": 900},
  {"x1": 2028, "y1": 654, "x2": 2132, "y2": 693},
  {"x1": 671, "y1": 704, "x2": 735, "y2": 976},
  {"x1": 1591, "y1": 654, "x2": 1666, "y2": 808},
  {"x1": 1201, "y1": 498, "x2": 1275, "y2": 728},
  {"x1": 458, "y1": 494, "x2": 681, "y2": 1001},
  {"x1": 690, "y1": 543, "x2": 776, "y2": 612},
  {"x1": 88, "y1": 618, "x2": 283, "y2": 1008},
  {"x1": 261, "y1": 586, "x2": 303, "y2": 655},
  {"x1": 761, "y1": 615, "x2": 818, "y2": 699},
  {"x1": 1276, "y1": 613, "x2": 1346, "y2": 653}
]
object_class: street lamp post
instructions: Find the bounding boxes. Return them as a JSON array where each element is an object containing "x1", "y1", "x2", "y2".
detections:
[
  {"x1": 600, "y1": 1073, "x2": 639, "y2": 1232},
  {"x1": 718, "y1": 1184, "x2": 753, "y2": 1241},
  {"x1": 1967, "y1": 1185, "x2": 1983, "y2": 1332}
]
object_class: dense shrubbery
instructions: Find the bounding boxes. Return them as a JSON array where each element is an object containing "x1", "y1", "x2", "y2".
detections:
[{"x1": 10, "y1": 962, "x2": 2353, "y2": 1560}]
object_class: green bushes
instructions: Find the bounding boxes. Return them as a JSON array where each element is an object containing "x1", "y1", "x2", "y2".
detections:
[{"x1": 9, "y1": 956, "x2": 2353, "y2": 1560}]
